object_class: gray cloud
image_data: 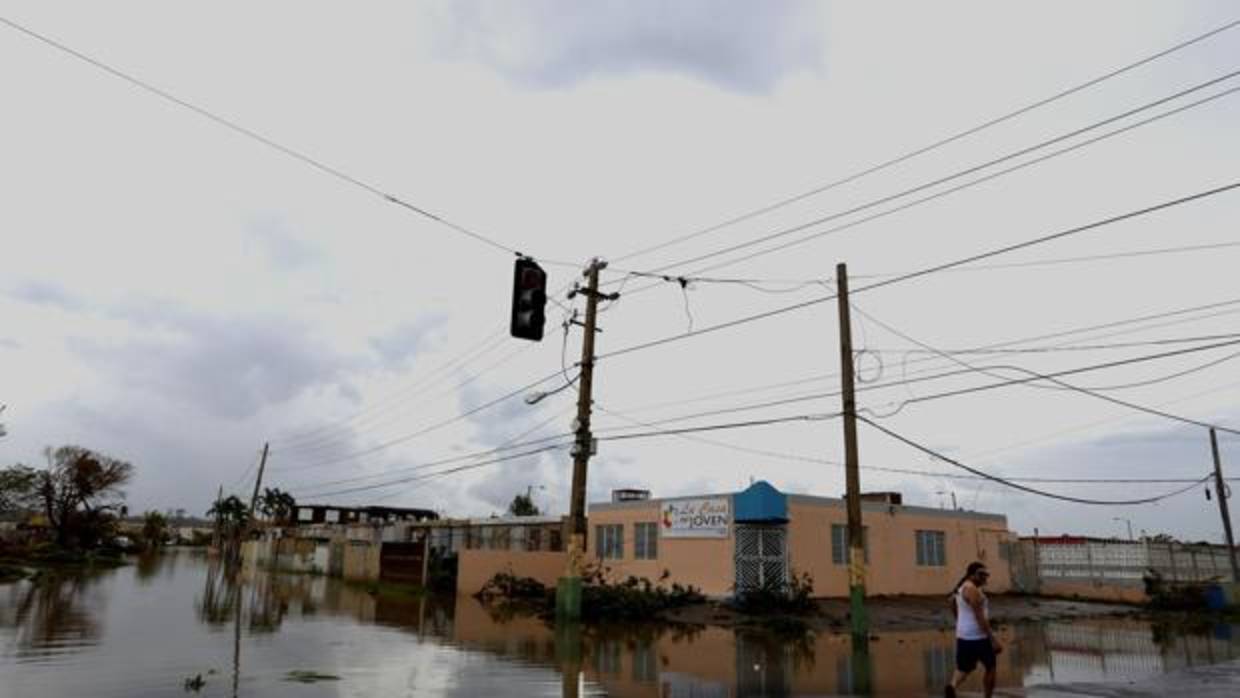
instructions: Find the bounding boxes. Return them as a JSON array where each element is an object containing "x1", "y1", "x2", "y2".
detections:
[
  {"x1": 8, "y1": 280, "x2": 87, "y2": 312},
  {"x1": 369, "y1": 314, "x2": 449, "y2": 370},
  {"x1": 0, "y1": 338, "x2": 19, "y2": 350},
  {"x1": 246, "y1": 217, "x2": 321, "y2": 271},
  {"x1": 68, "y1": 303, "x2": 363, "y2": 420},
  {"x1": 432, "y1": 0, "x2": 824, "y2": 93}
]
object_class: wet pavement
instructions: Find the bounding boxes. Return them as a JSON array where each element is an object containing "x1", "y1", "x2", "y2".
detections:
[{"x1": 1, "y1": 548, "x2": 1238, "y2": 696}]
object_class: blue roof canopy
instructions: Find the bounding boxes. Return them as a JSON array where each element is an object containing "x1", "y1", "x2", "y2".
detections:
[{"x1": 734, "y1": 480, "x2": 788, "y2": 523}]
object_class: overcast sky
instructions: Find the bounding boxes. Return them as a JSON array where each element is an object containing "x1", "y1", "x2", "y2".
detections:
[{"x1": 2, "y1": 1, "x2": 1239, "y2": 543}]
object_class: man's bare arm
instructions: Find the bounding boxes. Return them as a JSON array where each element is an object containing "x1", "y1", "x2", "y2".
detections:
[{"x1": 963, "y1": 585, "x2": 993, "y2": 637}]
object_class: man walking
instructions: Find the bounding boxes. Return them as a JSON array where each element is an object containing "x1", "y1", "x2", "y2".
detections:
[{"x1": 946, "y1": 562, "x2": 1001, "y2": 698}]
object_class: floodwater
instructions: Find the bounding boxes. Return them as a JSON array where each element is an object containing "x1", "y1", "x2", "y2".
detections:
[{"x1": 1, "y1": 550, "x2": 1237, "y2": 697}]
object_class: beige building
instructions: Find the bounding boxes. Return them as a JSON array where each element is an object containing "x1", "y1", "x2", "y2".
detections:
[{"x1": 458, "y1": 481, "x2": 1015, "y2": 598}]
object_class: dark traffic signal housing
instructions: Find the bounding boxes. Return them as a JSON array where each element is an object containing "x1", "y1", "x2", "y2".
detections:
[{"x1": 510, "y1": 258, "x2": 548, "y2": 341}]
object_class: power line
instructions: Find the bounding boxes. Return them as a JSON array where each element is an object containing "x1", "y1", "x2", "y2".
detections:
[
  {"x1": 859, "y1": 240, "x2": 1240, "y2": 278},
  {"x1": 629, "y1": 239, "x2": 1240, "y2": 294},
  {"x1": 858, "y1": 317, "x2": 1240, "y2": 437},
  {"x1": 854, "y1": 182, "x2": 1240, "y2": 295},
  {"x1": 273, "y1": 369, "x2": 565, "y2": 471},
  {"x1": 598, "y1": 413, "x2": 839, "y2": 442},
  {"x1": 597, "y1": 182, "x2": 1240, "y2": 362},
  {"x1": 594, "y1": 337, "x2": 1240, "y2": 438},
  {"x1": 610, "y1": 72, "x2": 1240, "y2": 286},
  {"x1": 852, "y1": 306, "x2": 1240, "y2": 394},
  {"x1": 271, "y1": 330, "x2": 510, "y2": 449},
  {"x1": 611, "y1": 16, "x2": 1240, "y2": 265},
  {"x1": 858, "y1": 415, "x2": 1213, "y2": 506},
  {"x1": 296, "y1": 444, "x2": 568, "y2": 499},
  {"x1": 288, "y1": 408, "x2": 574, "y2": 494},
  {"x1": 605, "y1": 298, "x2": 1240, "y2": 417},
  {"x1": 868, "y1": 333, "x2": 1240, "y2": 356},
  {"x1": 597, "y1": 405, "x2": 1230, "y2": 486},
  {"x1": 0, "y1": 15, "x2": 576, "y2": 267},
  {"x1": 229, "y1": 449, "x2": 264, "y2": 490},
  {"x1": 275, "y1": 341, "x2": 535, "y2": 457},
  {"x1": 273, "y1": 275, "x2": 580, "y2": 455}
]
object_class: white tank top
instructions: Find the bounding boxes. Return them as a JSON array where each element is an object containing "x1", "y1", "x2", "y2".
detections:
[{"x1": 955, "y1": 583, "x2": 989, "y2": 640}]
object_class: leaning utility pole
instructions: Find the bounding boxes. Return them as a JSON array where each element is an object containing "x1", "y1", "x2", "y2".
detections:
[
  {"x1": 1209, "y1": 428, "x2": 1239, "y2": 582},
  {"x1": 557, "y1": 259, "x2": 611, "y2": 621},
  {"x1": 247, "y1": 443, "x2": 270, "y2": 526},
  {"x1": 211, "y1": 484, "x2": 224, "y2": 552},
  {"x1": 835, "y1": 263, "x2": 869, "y2": 639}
]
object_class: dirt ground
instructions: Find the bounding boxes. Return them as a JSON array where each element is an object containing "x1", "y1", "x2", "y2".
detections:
[{"x1": 660, "y1": 593, "x2": 1142, "y2": 633}]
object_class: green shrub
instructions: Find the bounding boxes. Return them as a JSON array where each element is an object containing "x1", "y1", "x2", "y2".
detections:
[{"x1": 474, "y1": 566, "x2": 705, "y2": 622}]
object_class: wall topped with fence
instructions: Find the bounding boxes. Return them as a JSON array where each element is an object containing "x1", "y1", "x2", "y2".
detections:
[{"x1": 1007, "y1": 536, "x2": 1238, "y2": 602}]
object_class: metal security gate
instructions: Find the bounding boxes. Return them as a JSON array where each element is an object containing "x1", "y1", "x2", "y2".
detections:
[
  {"x1": 734, "y1": 524, "x2": 788, "y2": 594},
  {"x1": 380, "y1": 540, "x2": 427, "y2": 585}
]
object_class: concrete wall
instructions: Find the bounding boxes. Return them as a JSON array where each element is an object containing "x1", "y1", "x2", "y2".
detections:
[
  {"x1": 588, "y1": 500, "x2": 736, "y2": 597},
  {"x1": 457, "y1": 549, "x2": 567, "y2": 595},
  {"x1": 343, "y1": 540, "x2": 381, "y2": 581},
  {"x1": 787, "y1": 498, "x2": 1013, "y2": 597},
  {"x1": 1017, "y1": 539, "x2": 1237, "y2": 602}
]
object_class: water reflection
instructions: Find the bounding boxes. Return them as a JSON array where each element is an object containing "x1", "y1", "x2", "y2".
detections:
[
  {"x1": 1, "y1": 550, "x2": 1239, "y2": 697},
  {"x1": 0, "y1": 569, "x2": 106, "y2": 660}
]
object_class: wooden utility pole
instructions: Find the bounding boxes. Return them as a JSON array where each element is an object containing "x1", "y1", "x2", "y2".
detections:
[
  {"x1": 248, "y1": 443, "x2": 270, "y2": 524},
  {"x1": 557, "y1": 260, "x2": 607, "y2": 621},
  {"x1": 211, "y1": 484, "x2": 223, "y2": 552},
  {"x1": 1209, "y1": 428, "x2": 1239, "y2": 582},
  {"x1": 835, "y1": 263, "x2": 870, "y2": 641}
]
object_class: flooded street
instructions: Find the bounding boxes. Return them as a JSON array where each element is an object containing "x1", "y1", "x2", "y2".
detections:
[{"x1": 2, "y1": 550, "x2": 1238, "y2": 697}]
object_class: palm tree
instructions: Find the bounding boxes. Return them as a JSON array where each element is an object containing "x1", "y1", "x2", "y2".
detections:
[
  {"x1": 141, "y1": 510, "x2": 169, "y2": 549},
  {"x1": 207, "y1": 495, "x2": 250, "y2": 528},
  {"x1": 258, "y1": 488, "x2": 296, "y2": 524}
]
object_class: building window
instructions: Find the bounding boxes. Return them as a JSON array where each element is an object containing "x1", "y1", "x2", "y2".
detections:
[
  {"x1": 595, "y1": 524, "x2": 623, "y2": 559},
  {"x1": 830, "y1": 524, "x2": 869, "y2": 565},
  {"x1": 916, "y1": 530, "x2": 947, "y2": 567},
  {"x1": 527, "y1": 527, "x2": 543, "y2": 552},
  {"x1": 634, "y1": 522, "x2": 658, "y2": 560}
]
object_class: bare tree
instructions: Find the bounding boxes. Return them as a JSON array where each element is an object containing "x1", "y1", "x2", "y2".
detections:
[{"x1": 38, "y1": 445, "x2": 134, "y2": 548}]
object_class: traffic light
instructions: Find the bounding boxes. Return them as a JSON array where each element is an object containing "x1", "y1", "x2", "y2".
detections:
[{"x1": 510, "y1": 258, "x2": 548, "y2": 341}]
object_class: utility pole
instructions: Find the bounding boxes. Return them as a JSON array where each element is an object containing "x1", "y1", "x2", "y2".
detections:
[
  {"x1": 836, "y1": 263, "x2": 870, "y2": 651},
  {"x1": 1209, "y1": 428, "x2": 1239, "y2": 582},
  {"x1": 248, "y1": 443, "x2": 270, "y2": 526},
  {"x1": 211, "y1": 484, "x2": 223, "y2": 552},
  {"x1": 1113, "y1": 517, "x2": 1134, "y2": 542},
  {"x1": 557, "y1": 259, "x2": 613, "y2": 621}
]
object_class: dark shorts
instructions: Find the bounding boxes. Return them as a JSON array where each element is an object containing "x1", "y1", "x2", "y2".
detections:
[{"x1": 955, "y1": 638, "x2": 996, "y2": 673}]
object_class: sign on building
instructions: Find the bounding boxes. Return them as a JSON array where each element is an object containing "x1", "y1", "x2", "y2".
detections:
[{"x1": 661, "y1": 498, "x2": 730, "y2": 538}]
